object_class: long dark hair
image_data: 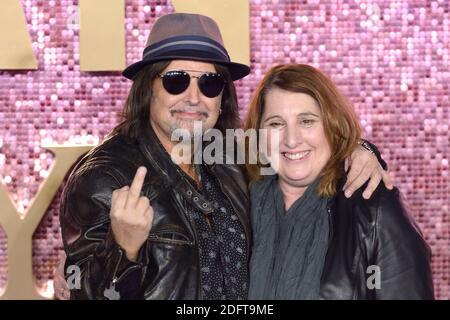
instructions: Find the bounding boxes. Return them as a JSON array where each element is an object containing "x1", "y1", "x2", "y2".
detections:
[{"x1": 113, "y1": 61, "x2": 242, "y2": 141}]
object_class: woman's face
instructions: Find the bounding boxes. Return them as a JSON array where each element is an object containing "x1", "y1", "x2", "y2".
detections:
[{"x1": 261, "y1": 88, "x2": 331, "y2": 189}]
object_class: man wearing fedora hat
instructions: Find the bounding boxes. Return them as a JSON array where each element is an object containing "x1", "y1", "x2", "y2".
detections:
[{"x1": 59, "y1": 13, "x2": 391, "y2": 300}]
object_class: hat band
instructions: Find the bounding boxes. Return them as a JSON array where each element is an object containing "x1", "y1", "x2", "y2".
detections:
[{"x1": 143, "y1": 35, "x2": 230, "y2": 61}]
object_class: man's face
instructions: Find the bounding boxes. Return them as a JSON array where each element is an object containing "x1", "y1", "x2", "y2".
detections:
[{"x1": 149, "y1": 60, "x2": 223, "y2": 151}]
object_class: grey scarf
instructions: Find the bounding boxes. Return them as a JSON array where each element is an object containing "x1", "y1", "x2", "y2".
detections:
[{"x1": 248, "y1": 175, "x2": 330, "y2": 299}]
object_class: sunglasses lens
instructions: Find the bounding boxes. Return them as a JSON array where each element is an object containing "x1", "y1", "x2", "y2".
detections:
[
  {"x1": 161, "y1": 71, "x2": 190, "y2": 95},
  {"x1": 198, "y1": 73, "x2": 226, "y2": 98}
]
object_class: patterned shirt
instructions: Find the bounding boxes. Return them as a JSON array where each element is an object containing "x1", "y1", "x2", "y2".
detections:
[{"x1": 183, "y1": 164, "x2": 248, "y2": 300}]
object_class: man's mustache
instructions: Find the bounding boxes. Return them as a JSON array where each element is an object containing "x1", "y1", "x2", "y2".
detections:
[{"x1": 169, "y1": 106, "x2": 209, "y2": 118}]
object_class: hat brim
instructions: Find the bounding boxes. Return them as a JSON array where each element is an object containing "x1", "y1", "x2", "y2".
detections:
[{"x1": 122, "y1": 56, "x2": 250, "y2": 81}]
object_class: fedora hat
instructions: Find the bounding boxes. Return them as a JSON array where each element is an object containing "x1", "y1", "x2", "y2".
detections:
[{"x1": 122, "y1": 13, "x2": 250, "y2": 81}]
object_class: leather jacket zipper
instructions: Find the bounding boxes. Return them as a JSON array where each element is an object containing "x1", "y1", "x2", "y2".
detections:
[
  {"x1": 148, "y1": 232, "x2": 194, "y2": 245},
  {"x1": 183, "y1": 208, "x2": 204, "y2": 299},
  {"x1": 110, "y1": 248, "x2": 142, "y2": 287},
  {"x1": 327, "y1": 206, "x2": 334, "y2": 246}
]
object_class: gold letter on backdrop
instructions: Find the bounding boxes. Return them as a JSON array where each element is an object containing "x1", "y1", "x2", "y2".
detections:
[
  {"x1": 0, "y1": 0, "x2": 248, "y2": 71},
  {"x1": 0, "y1": 145, "x2": 93, "y2": 299},
  {"x1": 172, "y1": 0, "x2": 250, "y2": 66},
  {"x1": 79, "y1": 0, "x2": 125, "y2": 71},
  {"x1": 0, "y1": 0, "x2": 37, "y2": 69},
  {"x1": 0, "y1": 0, "x2": 250, "y2": 300}
]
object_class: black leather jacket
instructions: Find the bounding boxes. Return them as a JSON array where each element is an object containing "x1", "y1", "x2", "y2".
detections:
[
  {"x1": 319, "y1": 178, "x2": 434, "y2": 299},
  {"x1": 60, "y1": 124, "x2": 250, "y2": 299}
]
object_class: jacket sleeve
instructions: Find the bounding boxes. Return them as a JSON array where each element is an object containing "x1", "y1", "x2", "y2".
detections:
[
  {"x1": 371, "y1": 187, "x2": 434, "y2": 299},
  {"x1": 60, "y1": 167, "x2": 149, "y2": 300}
]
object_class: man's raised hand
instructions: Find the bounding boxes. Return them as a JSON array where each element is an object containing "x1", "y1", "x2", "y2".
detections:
[{"x1": 110, "y1": 166, "x2": 153, "y2": 262}]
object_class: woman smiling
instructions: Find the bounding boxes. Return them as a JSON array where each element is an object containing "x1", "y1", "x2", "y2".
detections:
[{"x1": 244, "y1": 64, "x2": 434, "y2": 300}]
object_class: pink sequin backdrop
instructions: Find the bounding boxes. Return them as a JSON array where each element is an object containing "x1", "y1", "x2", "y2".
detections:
[{"x1": 0, "y1": 0, "x2": 448, "y2": 299}]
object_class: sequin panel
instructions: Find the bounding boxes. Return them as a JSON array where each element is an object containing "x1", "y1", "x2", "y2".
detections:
[{"x1": 0, "y1": 0, "x2": 448, "y2": 299}]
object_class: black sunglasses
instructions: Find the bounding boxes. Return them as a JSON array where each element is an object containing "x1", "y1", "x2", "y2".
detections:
[{"x1": 158, "y1": 70, "x2": 226, "y2": 98}]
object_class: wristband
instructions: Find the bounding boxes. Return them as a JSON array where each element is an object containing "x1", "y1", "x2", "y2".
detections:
[{"x1": 357, "y1": 139, "x2": 375, "y2": 154}]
